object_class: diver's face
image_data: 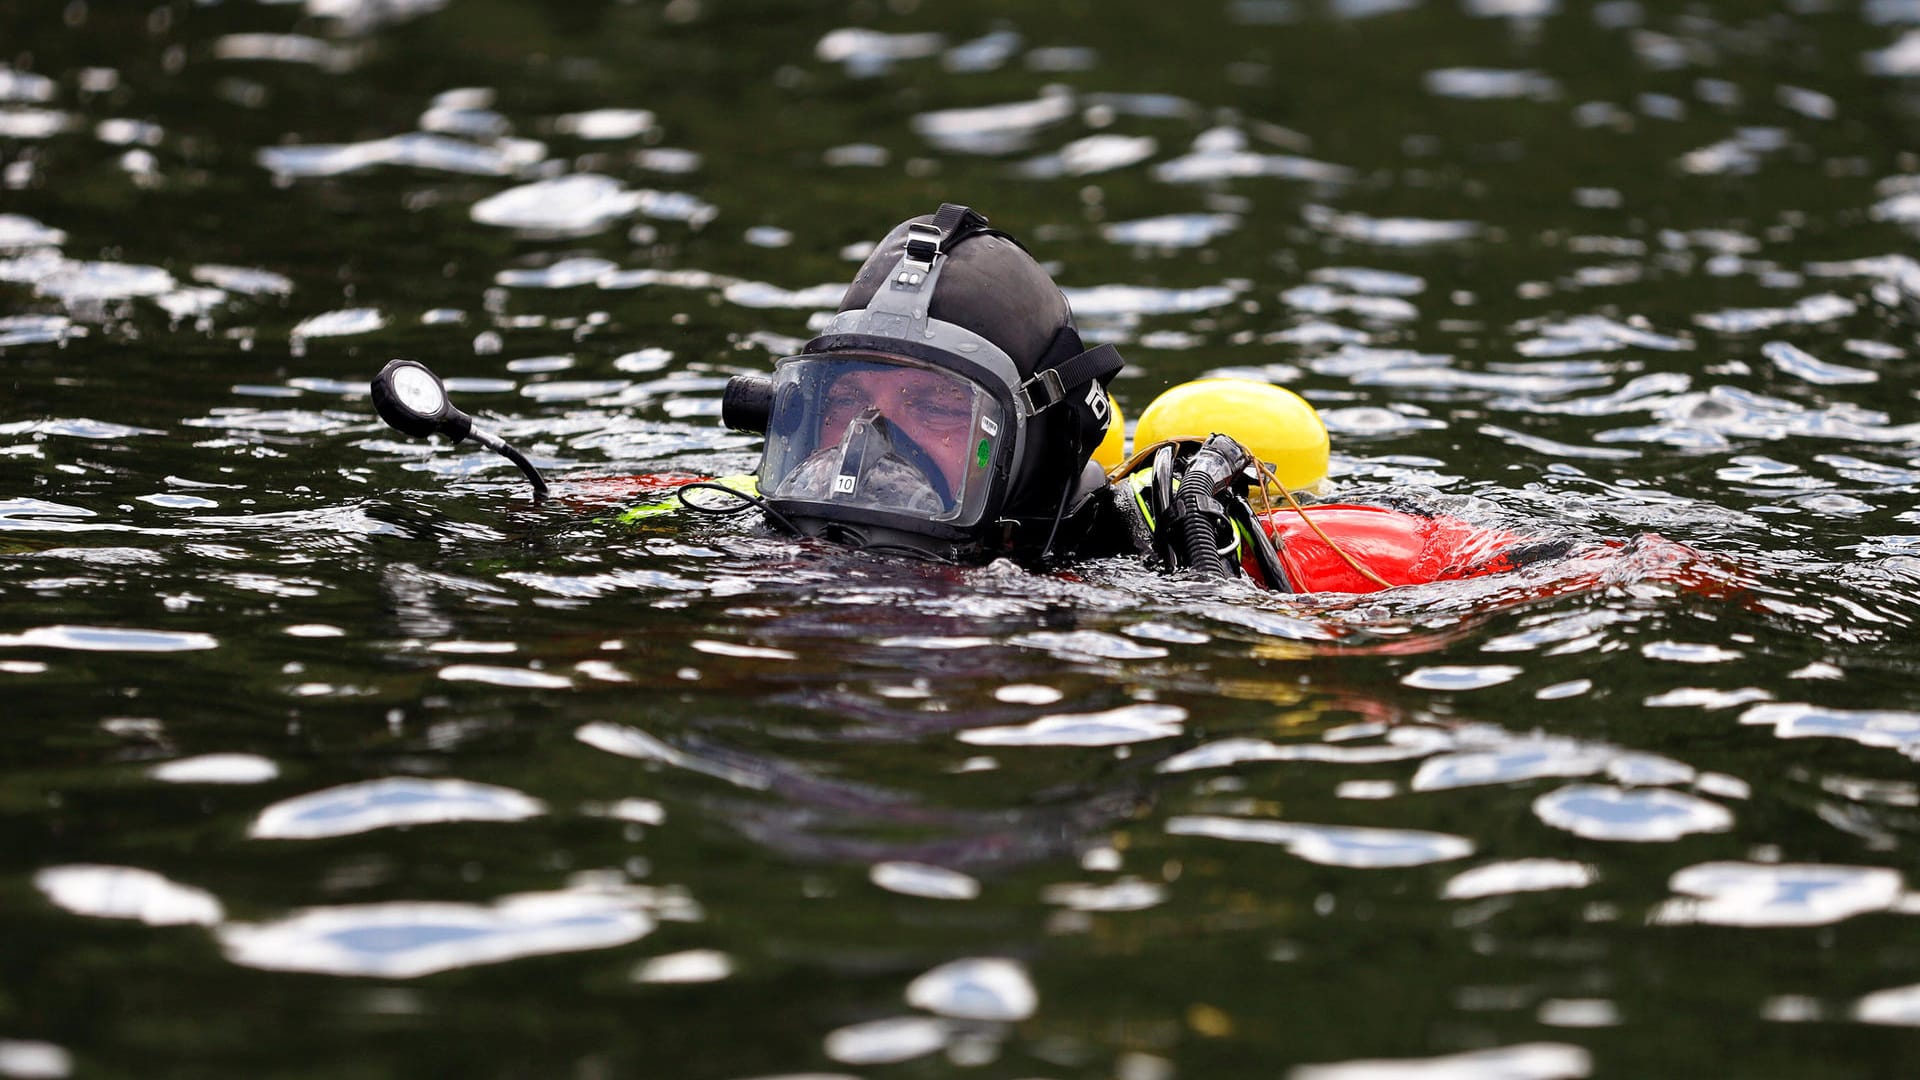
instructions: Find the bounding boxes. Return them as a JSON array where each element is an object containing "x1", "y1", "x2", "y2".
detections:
[{"x1": 818, "y1": 367, "x2": 975, "y2": 494}]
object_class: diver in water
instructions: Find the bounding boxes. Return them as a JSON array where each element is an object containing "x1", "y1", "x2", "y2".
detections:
[
  {"x1": 704, "y1": 203, "x2": 1585, "y2": 591},
  {"x1": 373, "y1": 202, "x2": 1662, "y2": 594}
]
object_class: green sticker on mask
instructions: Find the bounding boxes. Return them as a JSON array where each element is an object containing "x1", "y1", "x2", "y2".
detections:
[{"x1": 976, "y1": 438, "x2": 991, "y2": 468}]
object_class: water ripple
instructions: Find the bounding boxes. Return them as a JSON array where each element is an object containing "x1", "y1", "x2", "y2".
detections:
[
  {"x1": 150, "y1": 753, "x2": 280, "y2": 784},
  {"x1": 259, "y1": 132, "x2": 540, "y2": 178},
  {"x1": 911, "y1": 91, "x2": 1074, "y2": 154},
  {"x1": 0, "y1": 1040, "x2": 71, "y2": 1080},
  {"x1": 1854, "y1": 982, "x2": 1920, "y2": 1026},
  {"x1": 34, "y1": 865, "x2": 224, "y2": 926},
  {"x1": 958, "y1": 703, "x2": 1186, "y2": 747},
  {"x1": 1425, "y1": 68, "x2": 1560, "y2": 100},
  {"x1": 217, "y1": 886, "x2": 662, "y2": 978},
  {"x1": 1290, "y1": 1042, "x2": 1592, "y2": 1080},
  {"x1": 633, "y1": 949, "x2": 734, "y2": 984},
  {"x1": 1442, "y1": 859, "x2": 1598, "y2": 900},
  {"x1": 1532, "y1": 784, "x2": 1734, "y2": 842},
  {"x1": 905, "y1": 957, "x2": 1037, "y2": 1021},
  {"x1": 436, "y1": 664, "x2": 574, "y2": 690},
  {"x1": 471, "y1": 174, "x2": 646, "y2": 234},
  {"x1": 1152, "y1": 129, "x2": 1354, "y2": 184},
  {"x1": 0, "y1": 212, "x2": 65, "y2": 249},
  {"x1": 1167, "y1": 817, "x2": 1473, "y2": 867},
  {"x1": 1161, "y1": 731, "x2": 1450, "y2": 774},
  {"x1": 1761, "y1": 341, "x2": 1877, "y2": 385},
  {"x1": 0, "y1": 625, "x2": 217, "y2": 652},
  {"x1": 1401, "y1": 665, "x2": 1522, "y2": 691},
  {"x1": 822, "y1": 1017, "x2": 948, "y2": 1066},
  {"x1": 1102, "y1": 213, "x2": 1240, "y2": 248},
  {"x1": 250, "y1": 777, "x2": 546, "y2": 839},
  {"x1": 870, "y1": 861, "x2": 980, "y2": 900},
  {"x1": 1654, "y1": 862, "x2": 1904, "y2": 927},
  {"x1": 1740, "y1": 702, "x2": 1920, "y2": 756}
]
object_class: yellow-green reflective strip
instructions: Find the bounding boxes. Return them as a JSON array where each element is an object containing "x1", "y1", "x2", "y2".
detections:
[
  {"x1": 1129, "y1": 469, "x2": 1156, "y2": 531},
  {"x1": 615, "y1": 474, "x2": 758, "y2": 524}
]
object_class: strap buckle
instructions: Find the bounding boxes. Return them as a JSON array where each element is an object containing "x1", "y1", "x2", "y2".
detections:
[
  {"x1": 1019, "y1": 368, "x2": 1067, "y2": 413},
  {"x1": 902, "y1": 221, "x2": 943, "y2": 272}
]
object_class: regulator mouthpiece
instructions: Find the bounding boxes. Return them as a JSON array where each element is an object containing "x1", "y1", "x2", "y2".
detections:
[{"x1": 371, "y1": 358, "x2": 548, "y2": 502}]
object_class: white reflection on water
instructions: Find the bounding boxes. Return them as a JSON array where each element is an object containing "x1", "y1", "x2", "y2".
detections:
[
  {"x1": 1151, "y1": 127, "x2": 1353, "y2": 184},
  {"x1": 1060, "y1": 282, "x2": 1240, "y2": 318},
  {"x1": 958, "y1": 703, "x2": 1186, "y2": 747},
  {"x1": 577, "y1": 721, "x2": 773, "y2": 790},
  {"x1": 822, "y1": 1016, "x2": 949, "y2": 1065},
  {"x1": 870, "y1": 861, "x2": 981, "y2": 900},
  {"x1": 34, "y1": 261, "x2": 176, "y2": 303},
  {"x1": 0, "y1": 213, "x2": 66, "y2": 248},
  {"x1": 495, "y1": 257, "x2": 619, "y2": 288},
  {"x1": 1654, "y1": 862, "x2": 1904, "y2": 927},
  {"x1": 1532, "y1": 784, "x2": 1733, "y2": 842},
  {"x1": 218, "y1": 887, "x2": 660, "y2": 978},
  {"x1": 1041, "y1": 877, "x2": 1166, "y2": 912},
  {"x1": 1741, "y1": 702, "x2": 1920, "y2": 756},
  {"x1": 943, "y1": 28, "x2": 1021, "y2": 73},
  {"x1": 1161, "y1": 729, "x2": 1451, "y2": 774},
  {"x1": 471, "y1": 174, "x2": 643, "y2": 234},
  {"x1": 250, "y1": 777, "x2": 546, "y2": 839},
  {"x1": 1424, "y1": 68, "x2": 1560, "y2": 100},
  {"x1": 911, "y1": 91, "x2": 1073, "y2": 154},
  {"x1": 1101, "y1": 212, "x2": 1240, "y2": 248},
  {"x1": 1854, "y1": 982, "x2": 1920, "y2": 1026},
  {"x1": 633, "y1": 949, "x2": 734, "y2": 984},
  {"x1": 1290, "y1": 1041, "x2": 1591, "y2": 1079},
  {"x1": 0, "y1": 313, "x2": 78, "y2": 347},
  {"x1": 1412, "y1": 738, "x2": 1610, "y2": 791},
  {"x1": 1017, "y1": 134, "x2": 1157, "y2": 178},
  {"x1": 1442, "y1": 859, "x2": 1598, "y2": 900},
  {"x1": 1009, "y1": 629, "x2": 1167, "y2": 661},
  {"x1": 1303, "y1": 205, "x2": 1482, "y2": 246},
  {"x1": 258, "y1": 132, "x2": 539, "y2": 178},
  {"x1": 906, "y1": 957, "x2": 1037, "y2": 1021},
  {"x1": 0, "y1": 1039, "x2": 72, "y2": 1080},
  {"x1": 150, "y1": 753, "x2": 280, "y2": 784},
  {"x1": 816, "y1": 27, "x2": 946, "y2": 75},
  {"x1": 289, "y1": 307, "x2": 386, "y2": 339},
  {"x1": 1763, "y1": 341, "x2": 1877, "y2": 386},
  {"x1": 34, "y1": 865, "x2": 224, "y2": 926},
  {"x1": 0, "y1": 625, "x2": 218, "y2": 652},
  {"x1": 1168, "y1": 817, "x2": 1473, "y2": 868},
  {"x1": 552, "y1": 108, "x2": 656, "y2": 140},
  {"x1": 1400, "y1": 665, "x2": 1521, "y2": 691},
  {"x1": 436, "y1": 664, "x2": 573, "y2": 689}
]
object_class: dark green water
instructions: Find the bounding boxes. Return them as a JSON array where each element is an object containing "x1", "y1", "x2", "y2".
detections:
[{"x1": 6, "y1": 1, "x2": 1920, "y2": 1077}]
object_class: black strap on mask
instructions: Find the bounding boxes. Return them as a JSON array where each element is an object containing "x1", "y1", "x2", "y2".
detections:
[
  {"x1": 1019, "y1": 329, "x2": 1125, "y2": 456},
  {"x1": 905, "y1": 203, "x2": 1029, "y2": 269}
]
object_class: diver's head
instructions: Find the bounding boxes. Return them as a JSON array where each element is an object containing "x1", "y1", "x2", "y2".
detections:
[{"x1": 723, "y1": 204, "x2": 1123, "y2": 562}]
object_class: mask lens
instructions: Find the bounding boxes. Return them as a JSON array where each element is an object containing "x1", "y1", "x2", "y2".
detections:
[{"x1": 760, "y1": 354, "x2": 1004, "y2": 525}]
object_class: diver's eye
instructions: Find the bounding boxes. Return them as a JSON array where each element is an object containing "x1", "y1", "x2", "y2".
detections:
[
  {"x1": 903, "y1": 392, "x2": 972, "y2": 432},
  {"x1": 824, "y1": 386, "x2": 870, "y2": 419}
]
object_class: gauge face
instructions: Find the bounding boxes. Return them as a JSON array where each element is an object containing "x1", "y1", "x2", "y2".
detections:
[{"x1": 391, "y1": 364, "x2": 446, "y2": 417}]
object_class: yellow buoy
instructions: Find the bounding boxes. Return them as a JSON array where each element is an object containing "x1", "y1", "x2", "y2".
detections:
[
  {"x1": 1091, "y1": 393, "x2": 1126, "y2": 471},
  {"x1": 1133, "y1": 378, "x2": 1329, "y2": 490}
]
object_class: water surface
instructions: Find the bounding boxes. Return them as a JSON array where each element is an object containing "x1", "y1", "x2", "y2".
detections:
[{"x1": 5, "y1": 0, "x2": 1920, "y2": 1076}]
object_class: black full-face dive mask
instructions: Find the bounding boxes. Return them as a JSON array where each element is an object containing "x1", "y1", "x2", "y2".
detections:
[{"x1": 723, "y1": 204, "x2": 1123, "y2": 562}]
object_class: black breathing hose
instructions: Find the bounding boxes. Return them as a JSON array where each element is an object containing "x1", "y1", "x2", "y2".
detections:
[
  {"x1": 468, "y1": 427, "x2": 549, "y2": 502},
  {"x1": 1173, "y1": 435, "x2": 1254, "y2": 579}
]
